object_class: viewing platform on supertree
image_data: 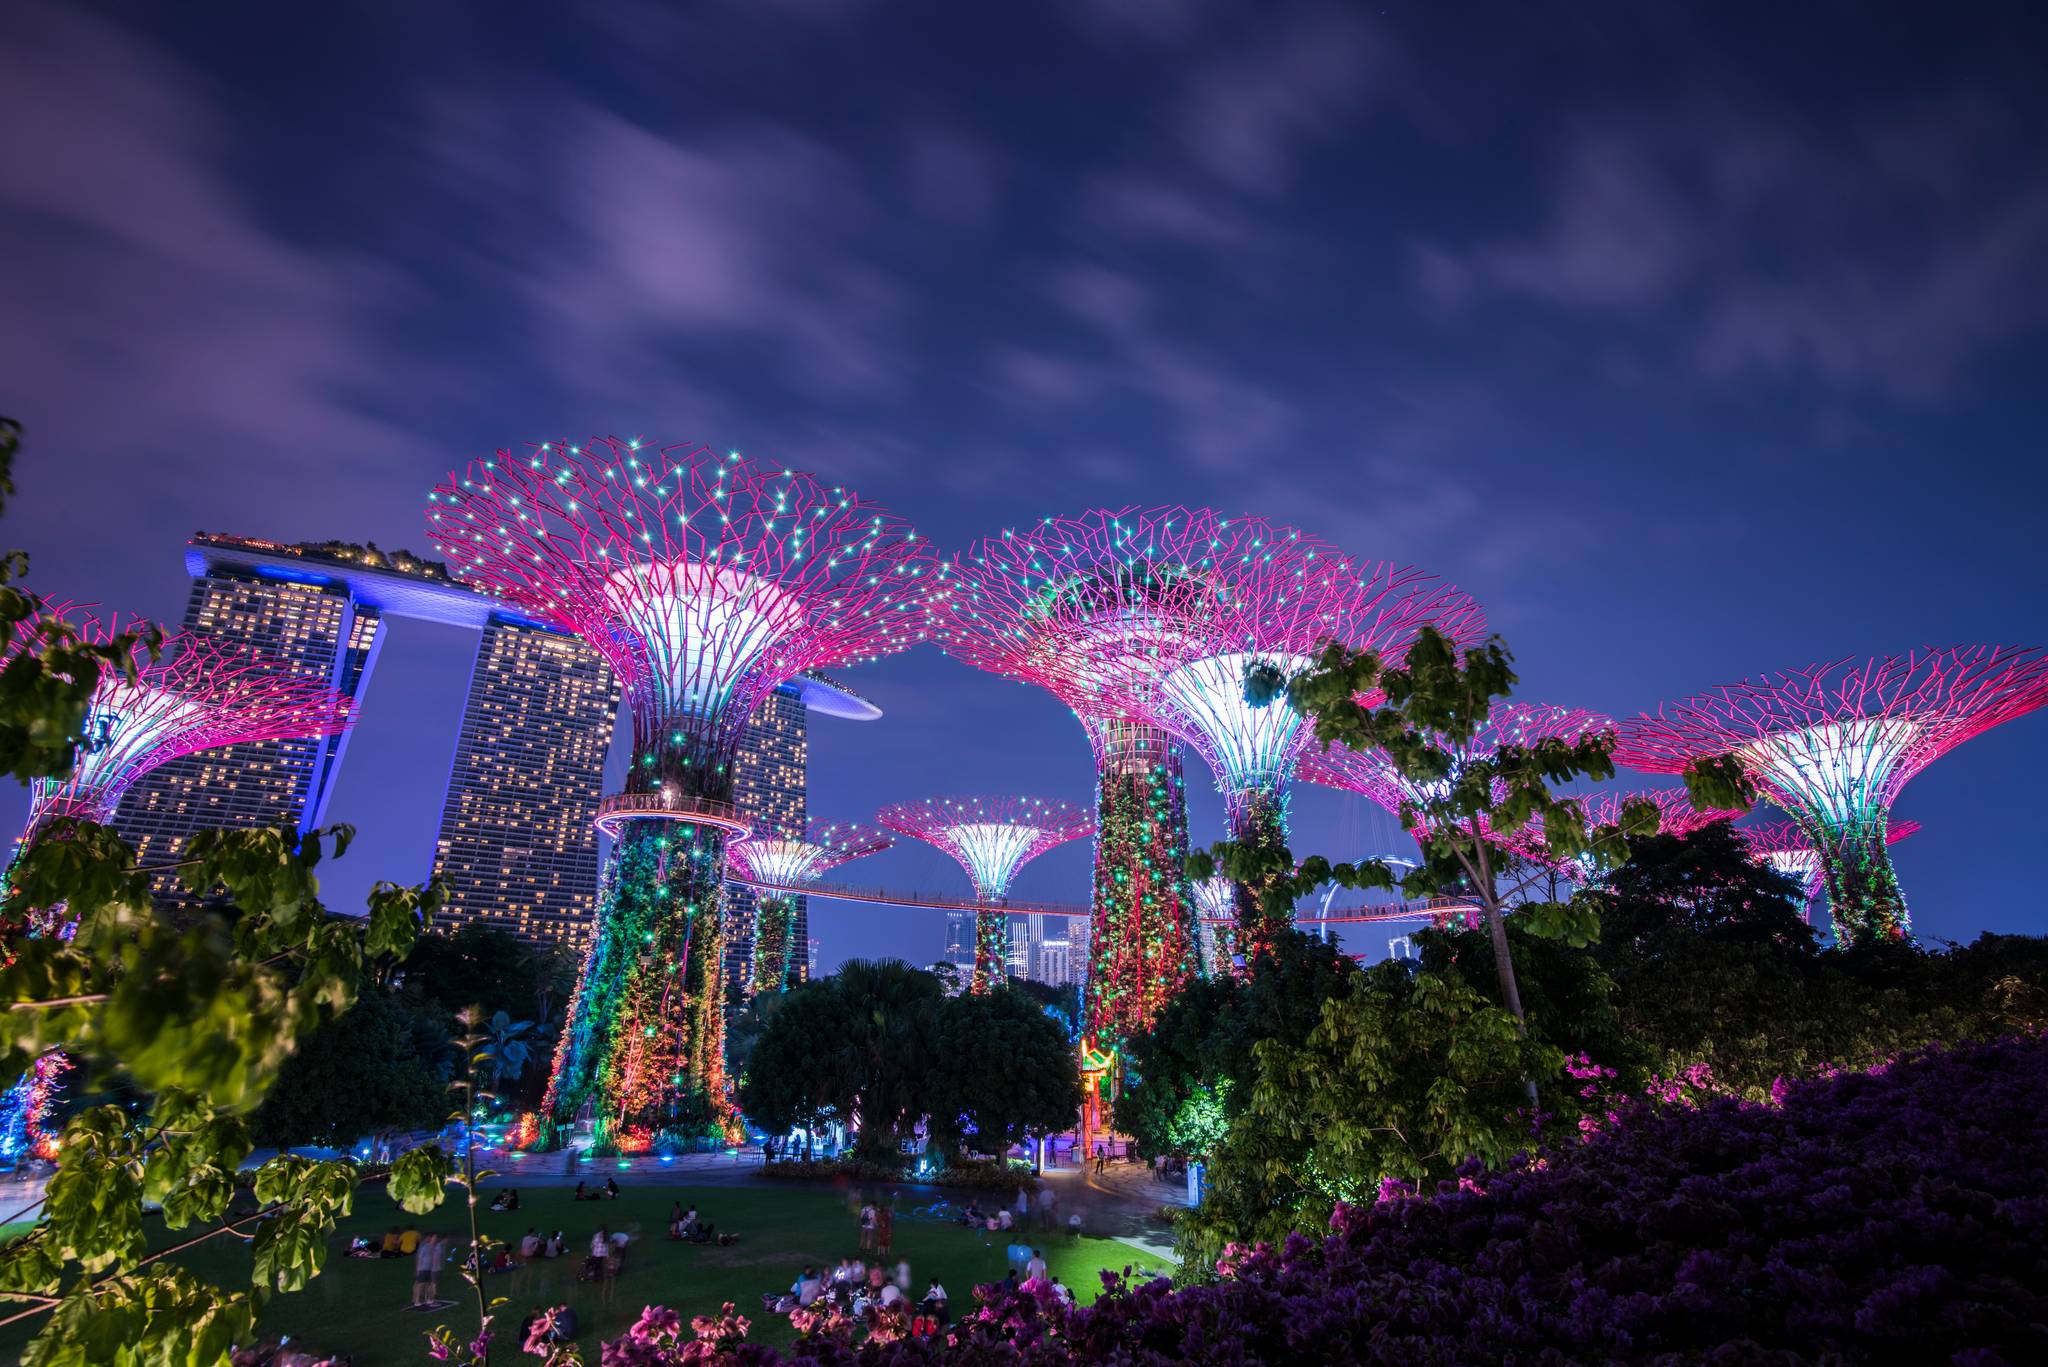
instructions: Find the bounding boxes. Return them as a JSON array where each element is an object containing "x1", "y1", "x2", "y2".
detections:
[
  {"x1": 934, "y1": 506, "x2": 1482, "y2": 968},
  {"x1": 1739, "y1": 819, "x2": 1921, "y2": 921},
  {"x1": 1617, "y1": 646, "x2": 2048, "y2": 947},
  {"x1": 427, "y1": 437, "x2": 933, "y2": 1152},
  {"x1": 876, "y1": 795, "x2": 1091, "y2": 993},
  {"x1": 7, "y1": 608, "x2": 356, "y2": 854},
  {"x1": 724, "y1": 820, "x2": 890, "y2": 996}
]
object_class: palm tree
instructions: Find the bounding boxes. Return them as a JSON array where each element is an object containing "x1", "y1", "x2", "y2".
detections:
[{"x1": 481, "y1": 1010, "x2": 535, "y2": 1093}]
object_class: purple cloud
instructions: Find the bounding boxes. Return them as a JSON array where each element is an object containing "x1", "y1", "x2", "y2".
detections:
[{"x1": 1174, "y1": 3, "x2": 1391, "y2": 195}]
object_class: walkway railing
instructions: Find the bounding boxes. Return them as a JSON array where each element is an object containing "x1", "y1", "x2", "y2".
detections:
[{"x1": 727, "y1": 874, "x2": 1476, "y2": 925}]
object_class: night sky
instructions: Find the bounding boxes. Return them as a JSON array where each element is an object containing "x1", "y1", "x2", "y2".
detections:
[{"x1": 4, "y1": 1, "x2": 2046, "y2": 967}]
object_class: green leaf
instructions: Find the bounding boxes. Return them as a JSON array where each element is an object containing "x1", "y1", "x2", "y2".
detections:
[{"x1": 388, "y1": 1144, "x2": 454, "y2": 1213}]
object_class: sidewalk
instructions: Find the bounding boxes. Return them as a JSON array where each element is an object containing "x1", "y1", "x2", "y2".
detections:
[{"x1": 1037, "y1": 1158, "x2": 1187, "y2": 1263}]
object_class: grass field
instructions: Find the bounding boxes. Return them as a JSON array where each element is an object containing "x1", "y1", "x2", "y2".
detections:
[{"x1": 0, "y1": 1182, "x2": 1173, "y2": 1364}]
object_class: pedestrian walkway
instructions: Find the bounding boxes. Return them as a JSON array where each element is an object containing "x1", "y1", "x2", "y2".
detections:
[{"x1": 1038, "y1": 1158, "x2": 1187, "y2": 1264}]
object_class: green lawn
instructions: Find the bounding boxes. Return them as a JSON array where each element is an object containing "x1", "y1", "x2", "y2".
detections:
[{"x1": 0, "y1": 1183, "x2": 1173, "y2": 1365}]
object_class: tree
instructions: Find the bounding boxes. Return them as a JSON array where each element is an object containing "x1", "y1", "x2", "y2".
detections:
[
  {"x1": 926, "y1": 987, "x2": 1080, "y2": 1156},
  {"x1": 397, "y1": 922, "x2": 546, "y2": 1023},
  {"x1": 1202, "y1": 625, "x2": 1751, "y2": 1105},
  {"x1": 481, "y1": 1009, "x2": 534, "y2": 1090},
  {"x1": 833, "y1": 959, "x2": 944, "y2": 1162},
  {"x1": 738, "y1": 980, "x2": 859, "y2": 1158},
  {"x1": 1115, "y1": 930, "x2": 1355, "y2": 1161},
  {"x1": 1180, "y1": 957, "x2": 1558, "y2": 1264},
  {"x1": 251, "y1": 983, "x2": 447, "y2": 1148},
  {"x1": 0, "y1": 419, "x2": 442, "y2": 1362}
]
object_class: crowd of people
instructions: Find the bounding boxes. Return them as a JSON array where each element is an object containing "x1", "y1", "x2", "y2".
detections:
[{"x1": 953, "y1": 1186, "x2": 1082, "y2": 1240}]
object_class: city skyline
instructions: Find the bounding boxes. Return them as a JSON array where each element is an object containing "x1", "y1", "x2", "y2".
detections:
[{"x1": 3, "y1": 2, "x2": 2044, "y2": 970}]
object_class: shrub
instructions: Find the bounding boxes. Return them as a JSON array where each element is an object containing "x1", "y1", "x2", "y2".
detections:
[{"x1": 541, "y1": 1034, "x2": 2048, "y2": 1364}]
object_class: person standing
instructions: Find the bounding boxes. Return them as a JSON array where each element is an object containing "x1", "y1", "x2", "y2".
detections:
[
  {"x1": 858, "y1": 1199, "x2": 877, "y2": 1252},
  {"x1": 412, "y1": 1233, "x2": 444, "y2": 1307},
  {"x1": 1037, "y1": 1184, "x2": 1056, "y2": 1231},
  {"x1": 876, "y1": 1201, "x2": 895, "y2": 1257},
  {"x1": 1024, "y1": 1249, "x2": 1047, "y2": 1284}
]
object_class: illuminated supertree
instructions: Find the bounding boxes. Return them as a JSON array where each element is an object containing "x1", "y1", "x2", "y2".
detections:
[
  {"x1": 932, "y1": 516, "x2": 1213, "y2": 1040},
  {"x1": 427, "y1": 438, "x2": 931, "y2": 1150},
  {"x1": 1740, "y1": 819, "x2": 1921, "y2": 920},
  {"x1": 1190, "y1": 876, "x2": 1236, "y2": 977},
  {"x1": 876, "y1": 796, "x2": 1091, "y2": 993},
  {"x1": 724, "y1": 820, "x2": 890, "y2": 995},
  {"x1": 1618, "y1": 647, "x2": 2048, "y2": 945},
  {"x1": 1, "y1": 607, "x2": 353, "y2": 1156},
  {"x1": 936, "y1": 507, "x2": 1481, "y2": 965}
]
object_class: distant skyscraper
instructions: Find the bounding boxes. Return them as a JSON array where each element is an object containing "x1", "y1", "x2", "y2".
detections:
[
  {"x1": 720, "y1": 675, "x2": 880, "y2": 990},
  {"x1": 117, "y1": 535, "x2": 614, "y2": 935},
  {"x1": 725, "y1": 683, "x2": 809, "y2": 993},
  {"x1": 430, "y1": 618, "x2": 617, "y2": 947},
  {"x1": 117, "y1": 555, "x2": 377, "y2": 891},
  {"x1": 943, "y1": 911, "x2": 974, "y2": 974}
]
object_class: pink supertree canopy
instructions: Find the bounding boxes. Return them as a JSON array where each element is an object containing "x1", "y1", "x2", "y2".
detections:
[
  {"x1": 1617, "y1": 646, "x2": 2048, "y2": 945},
  {"x1": 427, "y1": 439, "x2": 935, "y2": 786},
  {"x1": 877, "y1": 795, "x2": 1091, "y2": 992},
  {"x1": 1497, "y1": 788, "x2": 1738, "y2": 879},
  {"x1": 724, "y1": 820, "x2": 892, "y2": 891},
  {"x1": 8, "y1": 607, "x2": 354, "y2": 844}
]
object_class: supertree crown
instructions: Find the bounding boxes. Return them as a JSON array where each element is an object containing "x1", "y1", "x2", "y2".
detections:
[
  {"x1": 9, "y1": 608, "x2": 354, "y2": 835},
  {"x1": 1616, "y1": 647, "x2": 2048, "y2": 827},
  {"x1": 1300, "y1": 703, "x2": 1615, "y2": 817},
  {"x1": 426, "y1": 439, "x2": 935, "y2": 764},
  {"x1": 1739, "y1": 819, "x2": 1921, "y2": 896},
  {"x1": 1502, "y1": 787, "x2": 1737, "y2": 875},
  {"x1": 1191, "y1": 877, "x2": 1235, "y2": 923},
  {"x1": 876, "y1": 795, "x2": 1092, "y2": 900},
  {"x1": 724, "y1": 819, "x2": 891, "y2": 889},
  {"x1": 933, "y1": 506, "x2": 1485, "y2": 808}
]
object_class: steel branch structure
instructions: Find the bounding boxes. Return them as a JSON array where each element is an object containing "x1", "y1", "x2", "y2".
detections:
[
  {"x1": 1617, "y1": 647, "x2": 2048, "y2": 946},
  {"x1": 428, "y1": 438, "x2": 932, "y2": 1150},
  {"x1": 6, "y1": 608, "x2": 355, "y2": 850},
  {"x1": 876, "y1": 796, "x2": 1091, "y2": 993},
  {"x1": 1739, "y1": 819, "x2": 1922, "y2": 920},
  {"x1": 937, "y1": 506, "x2": 1481, "y2": 966},
  {"x1": 1190, "y1": 876, "x2": 1236, "y2": 977},
  {"x1": 724, "y1": 820, "x2": 890, "y2": 996},
  {"x1": 1508, "y1": 788, "x2": 1735, "y2": 881}
]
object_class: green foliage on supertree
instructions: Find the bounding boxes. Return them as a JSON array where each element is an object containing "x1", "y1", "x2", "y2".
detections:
[{"x1": 751, "y1": 894, "x2": 798, "y2": 994}]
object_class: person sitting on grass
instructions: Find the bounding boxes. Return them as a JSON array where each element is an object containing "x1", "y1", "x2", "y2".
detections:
[
  {"x1": 1049, "y1": 1275, "x2": 1073, "y2": 1305},
  {"x1": 380, "y1": 1227, "x2": 401, "y2": 1258},
  {"x1": 544, "y1": 1230, "x2": 566, "y2": 1258},
  {"x1": 400, "y1": 1224, "x2": 420, "y2": 1257},
  {"x1": 347, "y1": 1235, "x2": 378, "y2": 1258},
  {"x1": 604, "y1": 1175, "x2": 620, "y2": 1199},
  {"x1": 573, "y1": 1180, "x2": 593, "y2": 1201},
  {"x1": 519, "y1": 1228, "x2": 541, "y2": 1261},
  {"x1": 921, "y1": 1278, "x2": 949, "y2": 1323}
]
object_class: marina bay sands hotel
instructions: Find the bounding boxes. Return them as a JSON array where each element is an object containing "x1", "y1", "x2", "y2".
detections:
[{"x1": 113, "y1": 534, "x2": 878, "y2": 978}]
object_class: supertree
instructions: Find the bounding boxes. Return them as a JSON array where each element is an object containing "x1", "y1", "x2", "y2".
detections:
[
  {"x1": 936, "y1": 507, "x2": 1482, "y2": 966},
  {"x1": 931, "y1": 519, "x2": 1206, "y2": 1039},
  {"x1": 724, "y1": 820, "x2": 890, "y2": 995},
  {"x1": 1617, "y1": 647, "x2": 2048, "y2": 946},
  {"x1": 427, "y1": 438, "x2": 931, "y2": 1150},
  {"x1": 1, "y1": 606, "x2": 353, "y2": 1155},
  {"x1": 876, "y1": 796, "x2": 1091, "y2": 993},
  {"x1": 1739, "y1": 819, "x2": 1921, "y2": 920}
]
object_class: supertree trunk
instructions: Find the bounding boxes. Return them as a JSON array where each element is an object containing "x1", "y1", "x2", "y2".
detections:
[
  {"x1": 544, "y1": 819, "x2": 734, "y2": 1152},
  {"x1": 751, "y1": 894, "x2": 798, "y2": 994},
  {"x1": 1085, "y1": 723, "x2": 1199, "y2": 1043},
  {"x1": 1227, "y1": 786, "x2": 1291, "y2": 963},
  {"x1": 1815, "y1": 815, "x2": 1911, "y2": 946},
  {"x1": 972, "y1": 907, "x2": 1008, "y2": 993}
]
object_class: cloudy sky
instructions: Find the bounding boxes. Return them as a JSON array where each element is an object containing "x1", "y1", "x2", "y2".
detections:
[{"x1": 4, "y1": 0, "x2": 2045, "y2": 962}]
